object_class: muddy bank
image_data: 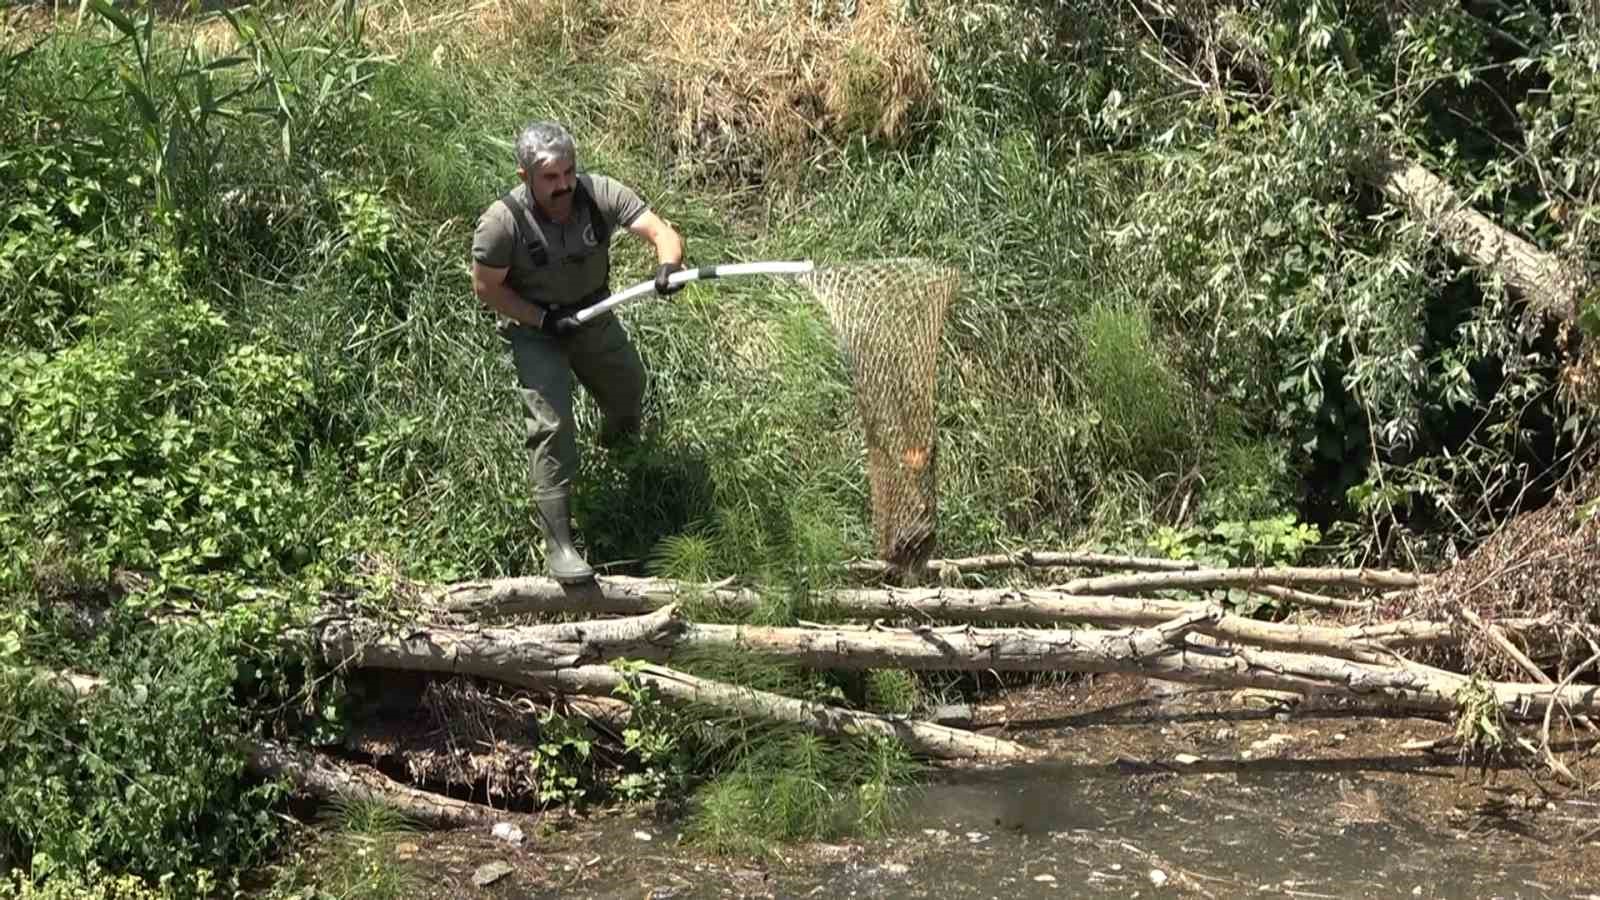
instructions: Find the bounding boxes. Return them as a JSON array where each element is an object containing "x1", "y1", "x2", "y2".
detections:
[{"x1": 303, "y1": 675, "x2": 1600, "y2": 898}]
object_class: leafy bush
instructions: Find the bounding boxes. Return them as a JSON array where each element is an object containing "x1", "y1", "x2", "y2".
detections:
[{"x1": 0, "y1": 627, "x2": 283, "y2": 892}]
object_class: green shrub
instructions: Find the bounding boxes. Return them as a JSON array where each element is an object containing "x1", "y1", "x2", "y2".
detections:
[{"x1": 0, "y1": 628, "x2": 283, "y2": 892}]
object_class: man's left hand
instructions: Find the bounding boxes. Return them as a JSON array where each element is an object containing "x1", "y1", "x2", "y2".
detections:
[{"x1": 654, "y1": 262, "x2": 686, "y2": 297}]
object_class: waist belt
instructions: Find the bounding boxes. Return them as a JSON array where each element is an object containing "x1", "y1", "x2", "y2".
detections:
[{"x1": 539, "y1": 284, "x2": 610, "y2": 316}]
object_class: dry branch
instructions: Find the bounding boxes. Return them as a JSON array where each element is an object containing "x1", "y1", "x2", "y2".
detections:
[
  {"x1": 1247, "y1": 584, "x2": 1374, "y2": 613},
  {"x1": 504, "y1": 663, "x2": 1029, "y2": 761},
  {"x1": 321, "y1": 609, "x2": 1600, "y2": 721},
  {"x1": 844, "y1": 550, "x2": 1205, "y2": 577}
]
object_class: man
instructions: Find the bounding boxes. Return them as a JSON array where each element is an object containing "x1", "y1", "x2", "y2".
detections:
[{"x1": 471, "y1": 121, "x2": 686, "y2": 584}]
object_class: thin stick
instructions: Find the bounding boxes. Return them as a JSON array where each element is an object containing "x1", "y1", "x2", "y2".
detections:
[
  {"x1": 844, "y1": 551, "x2": 1204, "y2": 577},
  {"x1": 1060, "y1": 567, "x2": 1424, "y2": 595},
  {"x1": 1249, "y1": 584, "x2": 1375, "y2": 613},
  {"x1": 1458, "y1": 605, "x2": 1600, "y2": 734}
]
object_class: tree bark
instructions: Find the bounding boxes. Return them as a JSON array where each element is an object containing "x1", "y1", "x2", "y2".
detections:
[
  {"x1": 320, "y1": 608, "x2": 1599, "y2": 720},
  {"x1": 1368, "y1": 154, "x2": 1588, "y2": 321}
]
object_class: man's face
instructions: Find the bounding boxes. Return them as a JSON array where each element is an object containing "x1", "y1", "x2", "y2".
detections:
[{"x1": 521, "y1": 155, "x2": 577, "y2": 221}]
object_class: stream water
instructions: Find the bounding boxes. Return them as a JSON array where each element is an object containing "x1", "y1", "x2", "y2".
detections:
[{"x1": 399, "y1": 680, "x2": 1600, "y2": 899}]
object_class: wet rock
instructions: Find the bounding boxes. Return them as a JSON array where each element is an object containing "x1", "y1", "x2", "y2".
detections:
[{"x1": 472, "y1": 861, "x2": 513, "y2": 887}]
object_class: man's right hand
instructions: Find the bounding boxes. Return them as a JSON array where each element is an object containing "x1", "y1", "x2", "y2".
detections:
[{"x1": 540, "y1": 309, "x2": 581, "y2": 338}]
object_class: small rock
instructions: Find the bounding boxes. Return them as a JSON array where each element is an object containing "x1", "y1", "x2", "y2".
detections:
[
  {"x1": 472, "y1": 861, "x2": 513, "y2": 887},
  {"x1": 965, "y1": 831, "x2": 988, "y2": 843},
  {"x1": 880, "y1": 863, "x2": 909, "y2": 876},
  {"x1": 1110, "y1": 863, "x2": 1123, "y2": 871},
  {"x1": 931, "y1": 703, "x2": 974, "y2": 726},
  {"x1": 492, "y1": 822, "x2": 524, "y2": 845},
  {"x1": 1412, "y1": 888, "x2": 1422, "y2": 896},
  {"x1": 394, "y1": 842, "x2": 419, "y2": 859},
  {"x1": 1333, "y1": 733, "x2": 1347, "y2": 743},
  {"x1": 1033, "y1": 873, "x2": 1057, "y2": 883},
  {"x1": 1148, "y1": 868, "x2": 1168, "y2": 887},
  {"x1": 633, "y1": 830, "x2": 654, "y2": 842},
  {"x1": 1173, "y1": 753, "x2": 1202, "y2": 765}
]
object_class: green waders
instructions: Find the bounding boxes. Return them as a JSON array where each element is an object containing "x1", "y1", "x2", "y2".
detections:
[{"x1": 507, "y1": 310, "x2": 646, "y2": 583}]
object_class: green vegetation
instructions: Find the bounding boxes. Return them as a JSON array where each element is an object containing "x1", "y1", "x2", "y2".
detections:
[{"x1": 2, "y1": 0, "x2": 1596, "y2": 894}]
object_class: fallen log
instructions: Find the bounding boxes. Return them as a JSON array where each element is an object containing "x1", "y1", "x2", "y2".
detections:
[
  {"x1": 310, "y1": 610, "x2": 1022, "y2": 760},
  {"x1": 317, "y1": 608, "x2": 1600, "y2": 721},
  {"x1": 41, "y1": 669, "x2": 498, "y2": 828},
  {"x1": 1368, "y1": 153, "x2": 1589, "y2": 323},
  {"x1": 247, "y1": 740, "x2": 497, "y2": 828},
  {"x1": 434, "y1": 576, "x2": 1542, "y2": 658}
]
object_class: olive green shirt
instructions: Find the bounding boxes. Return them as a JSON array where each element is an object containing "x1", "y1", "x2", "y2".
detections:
[{"x1": 472, "y1": 174, "x2": 648, "y2": 309}]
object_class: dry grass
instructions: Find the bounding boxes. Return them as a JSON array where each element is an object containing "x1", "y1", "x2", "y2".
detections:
[
  {"x1": 360, "y1": 0, "x2": 937, "y2": 184},
  {"x1": 1407, "y1": 463, "x2": 1600, "y2": 681},
  {"x1": 606, "y1": 0, "x2": 936, "y2": 184}
]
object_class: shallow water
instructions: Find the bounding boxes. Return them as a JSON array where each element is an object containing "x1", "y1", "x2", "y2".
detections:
[
  {"x1": 483, "y1": 759, "x2": 1594, "y2": 899},
  {"x1": 397, "y1": 680, "x2": 1600, "y2": 899}
]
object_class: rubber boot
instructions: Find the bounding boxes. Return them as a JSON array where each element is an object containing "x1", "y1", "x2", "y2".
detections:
[{"x1": 534, "y1": 491, "x2": 594, "y2": 584}]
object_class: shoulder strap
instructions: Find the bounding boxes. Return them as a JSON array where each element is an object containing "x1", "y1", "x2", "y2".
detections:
[
  {"x1": 499, "y1": 190, "x2": 550, "y2": 267},
  {"x1": 577, "y1": 175, "x2": 612, "y2": 247}
]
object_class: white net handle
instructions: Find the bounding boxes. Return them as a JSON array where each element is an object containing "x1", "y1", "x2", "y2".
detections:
[{"x1": 574, "y1": 260, "x2": 816, "y2": 323}]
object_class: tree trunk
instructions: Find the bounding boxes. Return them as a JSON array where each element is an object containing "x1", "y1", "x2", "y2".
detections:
[
  {"x1": 317, "y1": 608, "x2": 1600, "y2": 720},
  {"x1": 1368, "y1": 154, "x2": 1588, "y2": 321}
]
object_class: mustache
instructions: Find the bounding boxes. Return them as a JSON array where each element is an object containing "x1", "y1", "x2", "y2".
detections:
[{"x1": 551, "y1": 187, "x2": 574, "y2": 198}]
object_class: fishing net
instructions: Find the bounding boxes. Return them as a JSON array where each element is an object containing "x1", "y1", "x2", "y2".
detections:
[{"x1": 797, "y1": 257, "x2": 959, "y2": 574}]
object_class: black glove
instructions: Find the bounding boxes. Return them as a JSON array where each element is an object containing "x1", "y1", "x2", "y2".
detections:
[
  {"x1": 540, "y1": 309, "x2": 581, "y2": 338},
  {"x1": 654, "y1": 262, "x2": 686, "y2": 297}
]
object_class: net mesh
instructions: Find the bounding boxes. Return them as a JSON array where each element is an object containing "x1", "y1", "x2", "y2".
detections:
[{"x1": 797, "y1": 257, "x2": 959, "y2": 574}]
